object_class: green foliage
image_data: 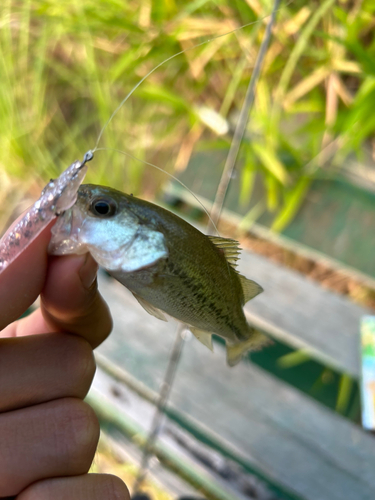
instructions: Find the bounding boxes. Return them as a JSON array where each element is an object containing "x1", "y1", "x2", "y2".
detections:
[
  {"x1": 0, "y1": 0, "x2": 374, "y2": 233},
  {"x1": 251, "y1": 339, "x2": 360, "y2": 420},
  {"x1": 277, "y1": 349, "x2": 358, "y2": 417}
]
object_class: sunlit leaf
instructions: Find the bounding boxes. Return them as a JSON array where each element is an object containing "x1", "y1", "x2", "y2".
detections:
[
  {"x1": 336, "y1": 374, "x2": 354, "y2": 414},
  {"x1": 252, "y1": 142, "x2": 289, "y2": 184},
  {"x1": 271, "y1": 176, "x2": 311, "y2": 232}
]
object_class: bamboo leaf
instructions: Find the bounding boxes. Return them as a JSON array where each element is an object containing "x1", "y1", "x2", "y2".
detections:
[
  {"x1": 252, "y1": 142, "x2": 289, "y2": 184},
  {"x1": 277, "y1": 350, "x2": 311, "y2": 369},
  {"x1": 271, "y1": 0, "x2": 335, "y2": 130},
  {"x1": 336, "y1": 374, "x2": 353, "y2": 414},
  {"x1": 271, "y1": 176, "x2": 311, "y2": 232},
  {"x1": 239, "y1": 161, "x2": 256, "y2": 207},
  {"x1": 284, "y1": 66, "x2": 331, "y2": 109},
  {"x1": 265, "y1": 174, "x2": 279, "y2": 212},
  {"x1": 238, "y1": 200, "x2": 266, "y2": 233}
]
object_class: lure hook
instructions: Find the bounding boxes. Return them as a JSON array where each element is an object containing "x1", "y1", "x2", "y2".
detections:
[{"x1": 82, "y1": 150, "x2": 94, "y2": 166}]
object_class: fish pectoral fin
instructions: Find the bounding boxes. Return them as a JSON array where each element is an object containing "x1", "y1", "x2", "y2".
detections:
[
  {"x1": 190, "y1": 327, "x2": 214, "y2": 352},
  {"x1": 238, "y1": 274, "x2": 263, "y2": 303},
  {"x1": 131, "y1": 293, "x2": 168, "y2": 322},
  {"x1": 226, "y1": 329, "x2": 269, "y2": 367}
]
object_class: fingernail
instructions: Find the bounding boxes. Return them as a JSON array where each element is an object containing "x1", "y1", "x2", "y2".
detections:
[{"x1": 78, "y1": 253, "x2": 98, "y2": 289}]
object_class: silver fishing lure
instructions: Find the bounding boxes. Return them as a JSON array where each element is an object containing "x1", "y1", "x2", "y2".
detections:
[{"x1": 0, "y1": 151, "x2": 93, "y2": 274}]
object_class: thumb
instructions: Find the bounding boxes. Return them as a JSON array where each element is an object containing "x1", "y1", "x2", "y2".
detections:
[{"x1": 41, "y1": 254, "x2": 113, "y2": 349}]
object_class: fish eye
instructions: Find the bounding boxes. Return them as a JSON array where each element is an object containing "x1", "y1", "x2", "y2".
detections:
[{"x1": 90, "y1": 197, "x2": 117, "y2": 218}]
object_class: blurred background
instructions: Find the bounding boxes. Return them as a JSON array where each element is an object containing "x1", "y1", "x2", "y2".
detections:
[
  {"x1": 1, "y1": 0, "x2": 374, "y2": 241},
  {"x1": 1, "y1": 1, "x2": 375, "y2": 499}
]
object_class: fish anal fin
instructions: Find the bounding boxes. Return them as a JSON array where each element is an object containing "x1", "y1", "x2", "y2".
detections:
[
  {"x1": 238, "y1": 274, "x2": 263, "y2": 303},
  {"x1": 132, "y1": 292, "x2": 168, "y2": 322},
  {"x1": 226, "y1": 330, "x2": 269, "y2": 367},
  {"x1": 208, "y1": 236, "x2": 241, "y2": 268},
  {"x1": 190, "y1": 327, "x2": 214, "y2": 352}
]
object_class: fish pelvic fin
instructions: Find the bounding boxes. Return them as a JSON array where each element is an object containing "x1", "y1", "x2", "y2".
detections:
[
  {"x1": 226, "y1": 329, "x2": 269, "y2": 367},
  {"x1": 238, "y1": 274, "x2": 263, "y2": 304},
  {"x1": 132, "y1": 292, "x2": 168, "y2": 322},
  {"x1": 190, "y1": 327, "x2": 214, "y2": 352}
]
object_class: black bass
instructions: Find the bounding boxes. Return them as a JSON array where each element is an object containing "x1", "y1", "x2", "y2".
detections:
[{"x1": 49, "y1": 184, "x2": 267, "y2": 366}]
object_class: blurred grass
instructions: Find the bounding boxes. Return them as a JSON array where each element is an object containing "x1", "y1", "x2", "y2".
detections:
[
  {"x1": 275, "y1": 348, "x2": 359, "y2": 418},
  {"x1": 91, "y1": 433, "x2": 173, "y2": 499},
  {"x1": 1, "y1": 0, "x2": 375, "y2": 233}
]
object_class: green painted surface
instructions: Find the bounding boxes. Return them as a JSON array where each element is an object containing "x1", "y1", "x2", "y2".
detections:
[
  {"x1": 215, "y1": 336, "x2": 361, "y2": 422},
  {"x1": 282, "y1": 178, "x2": 375, "y2": 278},
  {"x1": 171, "y1": 150, "x2": 375, "y2": 278}
]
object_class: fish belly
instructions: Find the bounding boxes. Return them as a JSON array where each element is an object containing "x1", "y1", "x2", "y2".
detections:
[{"x1": 109, "y1": 268, "x2": 244, "y2": 344}]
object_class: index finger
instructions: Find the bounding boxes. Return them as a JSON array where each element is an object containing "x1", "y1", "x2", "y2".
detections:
[{"x1": 0, "y1": 221, "x2": 53, "y2": 331}]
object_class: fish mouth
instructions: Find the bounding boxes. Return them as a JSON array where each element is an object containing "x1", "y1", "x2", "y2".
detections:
[{"x1": 48, "y1": 207, "x2": 83, "y2": 255}]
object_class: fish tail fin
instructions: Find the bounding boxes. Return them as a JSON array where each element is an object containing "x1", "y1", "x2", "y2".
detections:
[{"x1": 226, "y1": 328, "x2": 269, "y2": 367}]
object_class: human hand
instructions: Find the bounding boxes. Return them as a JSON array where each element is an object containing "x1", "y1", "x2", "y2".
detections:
[{"x1": 0, "y1": 222, "x2": 130, "y2": 499}]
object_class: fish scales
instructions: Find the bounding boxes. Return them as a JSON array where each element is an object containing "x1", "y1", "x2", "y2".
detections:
[
  {"x1": 110, "y1": 202, "x2": 246, "y2": 338},
  {"x1": 49, "y1": 184, "x2": 267, "y2": 366}
]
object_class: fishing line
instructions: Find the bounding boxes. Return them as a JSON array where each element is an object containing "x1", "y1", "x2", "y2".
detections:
[
  {"x1": 132, "y1": 323, "x2": 186, "y2": 495},
  {"x1": 90, "y1": 0, "x2": 293, "y2": 154},
  {"x1": 94, "y1": 147, "x2": 220, "y2": 235},
  {"x1": 83, "y1": 0, "x2": 294, "y2": 233},
  {"x1": 84, "y1": 0, "x2": 295, "y2": 235}
]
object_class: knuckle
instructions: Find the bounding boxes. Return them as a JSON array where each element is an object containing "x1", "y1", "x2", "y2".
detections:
[
  {"x1": 57, "y1": 399, "x2": 100, "y2": 473},
  {"x1": 62, "y1": 335, "x2": 96, "y2": 395},
  {"x1": 17, "y1": 474, "x2": 130, "y2": 500},
  {"x1": 0, "y1": 399, "x2": 100, "y2": 497},
  {"x1": 101, "y1": 474, "x2": 131, "y2": 499}
]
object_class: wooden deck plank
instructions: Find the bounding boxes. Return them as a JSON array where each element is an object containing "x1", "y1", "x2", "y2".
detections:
[
  {"x1": 96, "y1": 272, "x2": 375, "y2": 500},
  {"x1": 238, "y1": 250, "x2": 369, "y2": 377},
  {"x1": 90, "y1": 367, "x2": 274, "y2": 500}
]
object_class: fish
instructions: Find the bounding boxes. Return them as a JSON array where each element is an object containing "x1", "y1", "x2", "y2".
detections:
[
  {"x1": 0, "y1": 151, "x2": 93, "y2": 274},
  {"x1": 48, "y1": 183, "x2": 268, "y2": 366}
]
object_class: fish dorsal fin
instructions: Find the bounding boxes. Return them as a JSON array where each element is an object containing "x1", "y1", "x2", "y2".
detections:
[
  {"x1": 132, "y1": 292, "x2": 168, "y2": 322},
  {"x1": 238, "y1": 274, "x2": 263, "y2": 304},
  {"x1": 190, "y1": 327, "x2": 214, "y2": 352},
  {"x1": 208, "y1": 236, "x2": 241, "y2": 268},
  {"x1": 208, "y1": 236, "x2": 263, "y2": 302}
]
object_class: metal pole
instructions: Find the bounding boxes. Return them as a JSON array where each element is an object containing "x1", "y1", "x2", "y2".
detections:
[
  {"x1": 132, "y1": 324, "x2": 186, "y2": 493},
  {"x1": 133, "y1": 0, "x2": 281, "y2": 493},
  {"x1": 207, "y1": 0, "x2": 281, "y2": 232}
]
